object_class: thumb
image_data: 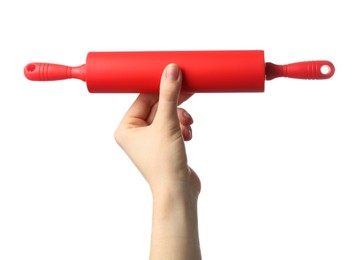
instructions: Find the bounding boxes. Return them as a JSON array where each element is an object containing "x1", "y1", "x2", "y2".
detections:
[{"x1": 155, "y1": 63, "x2": 182, "y2": 124}]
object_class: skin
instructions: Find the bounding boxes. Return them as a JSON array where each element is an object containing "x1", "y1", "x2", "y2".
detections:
[{"x1": 115, "y1": 64, "x2": 201, "y2": 260}]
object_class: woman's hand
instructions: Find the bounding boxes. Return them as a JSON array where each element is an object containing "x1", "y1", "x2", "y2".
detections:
[{"x1": 115, "y1": 63, "x2": 200, "y2": 198}]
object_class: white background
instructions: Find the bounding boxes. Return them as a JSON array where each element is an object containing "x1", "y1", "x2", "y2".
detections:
[{"x1": 0, "y1": 0, "x2": 357, "y2": 259}]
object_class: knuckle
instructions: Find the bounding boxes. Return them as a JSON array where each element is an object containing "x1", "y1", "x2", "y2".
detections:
[{"x1": 114, "y1": 127, "x2": 125, "y2": 146}]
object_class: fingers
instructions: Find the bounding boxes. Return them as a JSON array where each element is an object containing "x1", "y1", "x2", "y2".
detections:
[
  {"x1": 177, "y1": 108, "x2": 194, "y2": 126},
  {"x1": 120, "y1": 93, "x2": 159, "y2": 128},
  {"x1": 178, "y1": 108, "x2": 194, "y2": 141}
]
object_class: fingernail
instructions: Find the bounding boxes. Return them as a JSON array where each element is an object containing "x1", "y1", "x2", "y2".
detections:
[{"x1": 166, "y1": 64, "x2": 179, "y2": 80}]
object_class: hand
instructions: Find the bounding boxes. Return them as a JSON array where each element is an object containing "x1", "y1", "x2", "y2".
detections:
[
  {"x1": 115, "y1": 64, "x2": 201, "y2": 198},
  {"x1": 115, "y1": 64, "x2": 202, "y2": 259}
]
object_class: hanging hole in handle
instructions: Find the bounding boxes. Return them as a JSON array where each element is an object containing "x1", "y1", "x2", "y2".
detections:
[
  {"x1": 320, "y1": 65, "x2": 331, "y2": 75},
  {"x1": 26, "y1": 64, "x2": 36, "y2": 73}
]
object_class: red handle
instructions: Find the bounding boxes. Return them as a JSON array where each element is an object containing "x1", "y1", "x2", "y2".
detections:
[
  {"x1": 24, "y1": 63, "x2": 86, "y2": 81},
  {"x1": 265, "y1": 61, "x2": 335, "y2": 80}
]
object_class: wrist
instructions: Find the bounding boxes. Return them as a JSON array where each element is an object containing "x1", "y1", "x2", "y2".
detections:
[
  {"x1": 149, "y1": 167, "x2": 201, "y2": 202},
  {"x1": 152, "y1": 182, "x2": 198, "y2": 209}
]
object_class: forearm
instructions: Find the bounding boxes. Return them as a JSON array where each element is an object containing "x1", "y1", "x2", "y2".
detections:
[{"x1": 150, "y1": 186, "x2": 201, "y2": 260}]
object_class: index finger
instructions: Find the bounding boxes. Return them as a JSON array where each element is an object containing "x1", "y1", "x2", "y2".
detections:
[{"x1": 120, "y1": 93, "x2": 159, "y2": 128}]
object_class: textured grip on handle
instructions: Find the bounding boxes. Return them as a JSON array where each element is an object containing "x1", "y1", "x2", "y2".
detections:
[
  {"x1": 265, "y1": 61, "x2": 335, "y2": 80},
  {"x1": 24, "y1": 63, "x2": 86, "y2": 81}
]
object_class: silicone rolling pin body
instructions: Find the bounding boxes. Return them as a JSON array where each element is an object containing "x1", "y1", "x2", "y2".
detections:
[
  {"x1": 86, "y1": 51, "x2": 264, "y2": 93},
  {"x1": 24, "y1": 51, "x2": 335, "y2": 93}
]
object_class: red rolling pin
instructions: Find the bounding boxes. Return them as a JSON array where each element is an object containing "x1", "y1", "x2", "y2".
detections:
[{"x1": 24, "y1": 50, "x2": 335, "y2": 93}]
